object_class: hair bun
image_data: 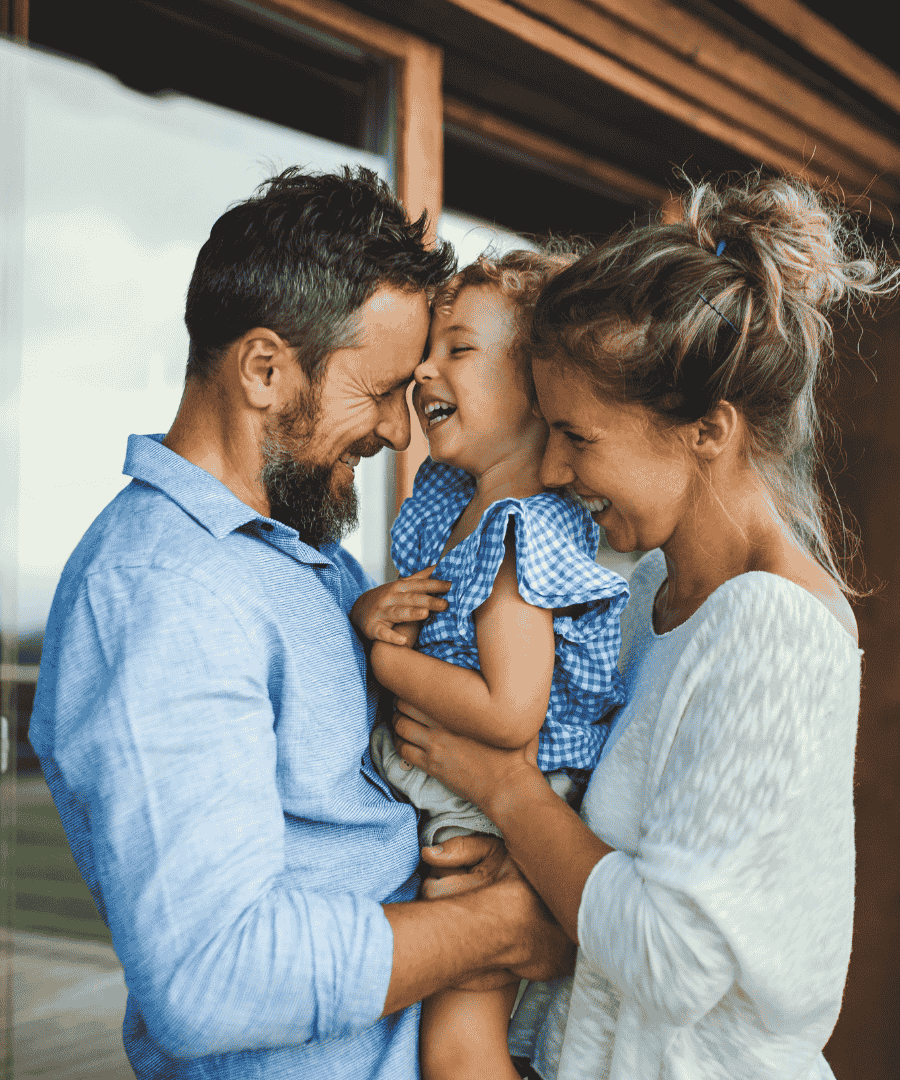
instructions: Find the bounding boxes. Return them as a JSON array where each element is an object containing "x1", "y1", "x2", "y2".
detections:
[{"x1": 687, "y1": 174, "x2": 882, "y2": 313}]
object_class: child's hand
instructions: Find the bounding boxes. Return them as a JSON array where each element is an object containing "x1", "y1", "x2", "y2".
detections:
[{"x1": 350, "y1": 566, "x2": 451, "y2": 646}]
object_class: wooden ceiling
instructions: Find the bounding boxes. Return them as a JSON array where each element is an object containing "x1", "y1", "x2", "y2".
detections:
[{"x1": 442, "y1": 0, "x2": 900, "y2": 224}]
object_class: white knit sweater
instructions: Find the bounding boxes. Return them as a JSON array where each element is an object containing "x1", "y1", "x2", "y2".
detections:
[{"x1": 509, "y1": 550, "x2": 861, "y2": 1080}]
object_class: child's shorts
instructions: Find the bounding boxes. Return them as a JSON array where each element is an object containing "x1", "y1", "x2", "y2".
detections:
[{"x1": 370, "y1": 722, "x2": 578, "y2": 846}]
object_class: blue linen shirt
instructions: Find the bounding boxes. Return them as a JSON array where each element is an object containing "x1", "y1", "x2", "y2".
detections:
[{"x1": 29, "y1": 434, "x2": 422, "y2": 1079}]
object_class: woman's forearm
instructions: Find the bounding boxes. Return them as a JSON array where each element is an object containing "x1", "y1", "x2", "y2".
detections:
[
  {"x1": 371, "y1": 641, "x2": 546, "y2": 748},
  {"x1": 483, "y1": 771, "x2": 614, "y2": 942}
]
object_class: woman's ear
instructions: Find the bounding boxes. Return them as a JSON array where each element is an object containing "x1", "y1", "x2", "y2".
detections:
[
  {"x1": 236, "y1": 328, "x2": 301, "y2": 410},
  {"x1": 690, "y1": 401, "x2": 741, "y2": 461}
]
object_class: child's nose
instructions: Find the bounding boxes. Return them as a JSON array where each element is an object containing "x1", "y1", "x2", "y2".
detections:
[{"x1": 414, "y1": 357, "x2": 438, "y2": 382}]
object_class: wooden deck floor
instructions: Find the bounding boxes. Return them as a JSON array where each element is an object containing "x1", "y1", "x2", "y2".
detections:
[{"x1": 12, "y1": 931, "x2": 131, "y2": 1080}]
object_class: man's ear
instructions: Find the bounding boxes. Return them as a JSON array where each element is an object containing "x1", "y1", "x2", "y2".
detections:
[
  {"x1": 236, "y1": 328, "x2": 301, "y2": 410},
  {"x1": 690, "y1": 401, "x2": 741, "y2": 462}
]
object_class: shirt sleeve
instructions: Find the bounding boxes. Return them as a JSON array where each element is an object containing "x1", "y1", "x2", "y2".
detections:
[
  {"x1": 576, "y1": 578, "x2": 860, "y2": 1035},
  {"x1": 43, "y1": 565, "x2": 395, "y2": 1060}
]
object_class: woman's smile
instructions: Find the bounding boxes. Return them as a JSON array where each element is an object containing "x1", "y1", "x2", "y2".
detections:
[{"x1": 533, "y1": 358, "x2": 692, "y2": 553}]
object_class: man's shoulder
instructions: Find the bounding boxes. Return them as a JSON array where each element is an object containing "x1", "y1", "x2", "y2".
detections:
[{"x1": 65, "y1": 479, "x2": 250, "y2": 596}]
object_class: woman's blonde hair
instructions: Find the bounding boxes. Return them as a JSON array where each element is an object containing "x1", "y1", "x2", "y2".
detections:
[{"x1": 525, "y1": 173, "x2": 899, "y2": 593}]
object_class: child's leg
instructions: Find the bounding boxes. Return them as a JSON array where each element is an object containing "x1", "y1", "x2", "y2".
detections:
[{"x1": 420, "y1": 983, "x2": 521, "y2": 1080}]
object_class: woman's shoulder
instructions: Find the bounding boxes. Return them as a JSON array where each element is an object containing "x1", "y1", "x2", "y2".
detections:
[
  {"x1": 704, "y1": 569, "x2": 861, "y2": 660},
  {"x1": 757, "y1": 550, "x2": 858, "y2": 643}
]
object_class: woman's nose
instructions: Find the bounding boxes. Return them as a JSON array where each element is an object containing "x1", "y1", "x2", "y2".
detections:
[{"x1": 539, "y1": 432, "x2": 575, "y2": 489}]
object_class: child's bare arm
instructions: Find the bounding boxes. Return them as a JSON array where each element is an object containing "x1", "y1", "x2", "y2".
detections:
[
  {"x1": 350, "y1": 566, "x2": 451, "y2": 647},
  {"x1": 370, "y1": 537, "x2": 554, "y2": 749}
]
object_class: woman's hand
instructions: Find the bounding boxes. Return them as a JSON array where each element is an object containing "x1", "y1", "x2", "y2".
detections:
[
  {"x1": 349, "y1": 567, "x2": 451, "y2": 646},
  {"x1": 392, "y1": 699, "x2": 544, "y2": 825}
]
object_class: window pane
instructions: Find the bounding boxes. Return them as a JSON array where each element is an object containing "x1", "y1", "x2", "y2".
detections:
[
  {"x1": 8, "y1": 40, "x2": 391, "y2": 638},
  {"x1": 438, "y1": 208, "x2": 538, "y2": 265}
]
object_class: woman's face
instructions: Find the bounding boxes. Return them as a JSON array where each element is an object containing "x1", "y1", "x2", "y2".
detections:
[{"x1": 533, "y1": 358, "x2": 694, "y2": 553}]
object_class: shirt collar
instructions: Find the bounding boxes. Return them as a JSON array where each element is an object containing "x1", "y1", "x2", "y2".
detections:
[{"x1": 123, "y1": 434, "x2": 333, "y2": 567}]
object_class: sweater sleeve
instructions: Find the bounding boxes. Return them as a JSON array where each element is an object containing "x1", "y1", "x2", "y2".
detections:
[{"x1": 577, "y1": 576, "x2": 860, "y2": 1035}]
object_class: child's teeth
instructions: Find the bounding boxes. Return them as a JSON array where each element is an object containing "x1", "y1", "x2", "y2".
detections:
[{"x1": 423, "y1": 401, "x2": 456, "y2": 425}]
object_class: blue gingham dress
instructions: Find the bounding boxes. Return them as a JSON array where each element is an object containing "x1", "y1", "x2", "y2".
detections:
[{"x1": 391, "y1": 458, "x2": 629, "y2": 774}]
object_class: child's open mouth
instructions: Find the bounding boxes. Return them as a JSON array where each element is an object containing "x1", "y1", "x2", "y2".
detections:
[{"x1": 423, "y1": 400, "x2": 457, "y2": 428}]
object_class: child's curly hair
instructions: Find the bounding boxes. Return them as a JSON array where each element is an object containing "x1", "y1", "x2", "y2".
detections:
[{"x1": 432, "y1": 247, "x2": 582, "y2": 401}]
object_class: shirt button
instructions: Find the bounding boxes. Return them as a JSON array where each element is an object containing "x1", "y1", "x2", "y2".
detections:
[{"x1": 259, "y1": 522, "x2": 274, "y2": 532}]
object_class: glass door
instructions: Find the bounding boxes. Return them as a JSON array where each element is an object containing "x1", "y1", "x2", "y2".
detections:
[{"x1": 0, "y1": 28, "x2": 396, "y2": 1077}]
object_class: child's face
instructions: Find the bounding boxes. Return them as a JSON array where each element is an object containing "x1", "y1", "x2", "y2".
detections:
[{"x1": 413, "y1": 285, "x2": 542, "y2": 475}]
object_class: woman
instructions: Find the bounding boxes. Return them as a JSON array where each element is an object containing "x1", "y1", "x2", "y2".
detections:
[{"x1": 394, "y1": 174, "x2": 896, "y2": 1080}]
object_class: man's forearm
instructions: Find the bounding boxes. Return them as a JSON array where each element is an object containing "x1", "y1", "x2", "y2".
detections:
[{"x1": 382, "y1": 892, "x2": 509, "y2": 1014}]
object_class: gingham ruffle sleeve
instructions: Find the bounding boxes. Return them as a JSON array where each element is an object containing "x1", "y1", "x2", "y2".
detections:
[{"x1": 451, "y1": 494, "x2": 630, "y2": 705}]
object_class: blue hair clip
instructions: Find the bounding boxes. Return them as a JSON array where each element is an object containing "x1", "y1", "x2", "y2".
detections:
[{"x1": 715, "y1": 239, "x2": 727, "y2": 257}]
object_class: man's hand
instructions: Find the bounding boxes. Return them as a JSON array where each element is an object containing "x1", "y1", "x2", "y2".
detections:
[
  {"x1": 350, "y1": 566, "x2": 451, "y2": 646},
  {"x1": 418, "y1": 834, "x2": 576, "y2": 991},
  {"x1": 382, "y1": 826, "x2": 576, "y2": 1015},
  {"x1": 419, "y1": 833, "x2": 507, "y2": 899}
]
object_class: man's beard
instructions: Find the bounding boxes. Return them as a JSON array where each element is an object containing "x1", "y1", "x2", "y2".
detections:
[{"x1": 260, "y1": 390, "x2": 373, "y2": 549}]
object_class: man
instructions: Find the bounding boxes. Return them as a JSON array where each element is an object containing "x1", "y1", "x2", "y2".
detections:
[{"x1": 29, "y1": 167, "x2": 570, "y2": 1078}]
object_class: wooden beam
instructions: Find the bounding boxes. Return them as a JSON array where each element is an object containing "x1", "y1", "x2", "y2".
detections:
[
  {"x1": 394, "y1": 40, "x2": 443, "y2": 508},
  {"x1": 735, "y1": 0, "x2": 900, "y2": 117},
  {"x1": 396, "y1": 39, "x2": 444, "y2": 245},
  {"x1": 259, "y1": 0, "x2": 431, "y2": 62},
  {"x1": 1, "y1": 0, "x2": 28, "y2": 37},
  {"x1": 444, "y1": 97, "x2": 670, "y2": 207},
  {"x1": 583, "y1": 0, "x2": 900, "y2": 179},
  {"x1": 509, "y1": 0, "x2": 899, "y2": 200},
  {"x1": 446, "y1": 0, "x2": 898, "y2": 223}
]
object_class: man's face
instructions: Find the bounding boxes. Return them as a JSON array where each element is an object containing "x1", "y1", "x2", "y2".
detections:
[{"x1": 261, "y1": 286, "x2": 430, "y2": 546}]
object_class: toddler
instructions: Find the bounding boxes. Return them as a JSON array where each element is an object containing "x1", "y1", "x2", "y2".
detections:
[{"x1": 350, "y1": 251, "x2": 629, "y2": 1080}]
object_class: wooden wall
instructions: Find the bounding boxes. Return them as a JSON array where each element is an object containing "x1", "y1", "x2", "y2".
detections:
[{"x1": 824, "y1": 303, "x2": 900, "y2": 1078}]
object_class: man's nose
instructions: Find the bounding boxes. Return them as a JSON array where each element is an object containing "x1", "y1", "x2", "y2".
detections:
[
  {"x1": 539, "y1": 432, "x2": 575, "y2": 489},
  {"x1": 377, "y1": 393, "x2": 412, "y2": 452}
]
